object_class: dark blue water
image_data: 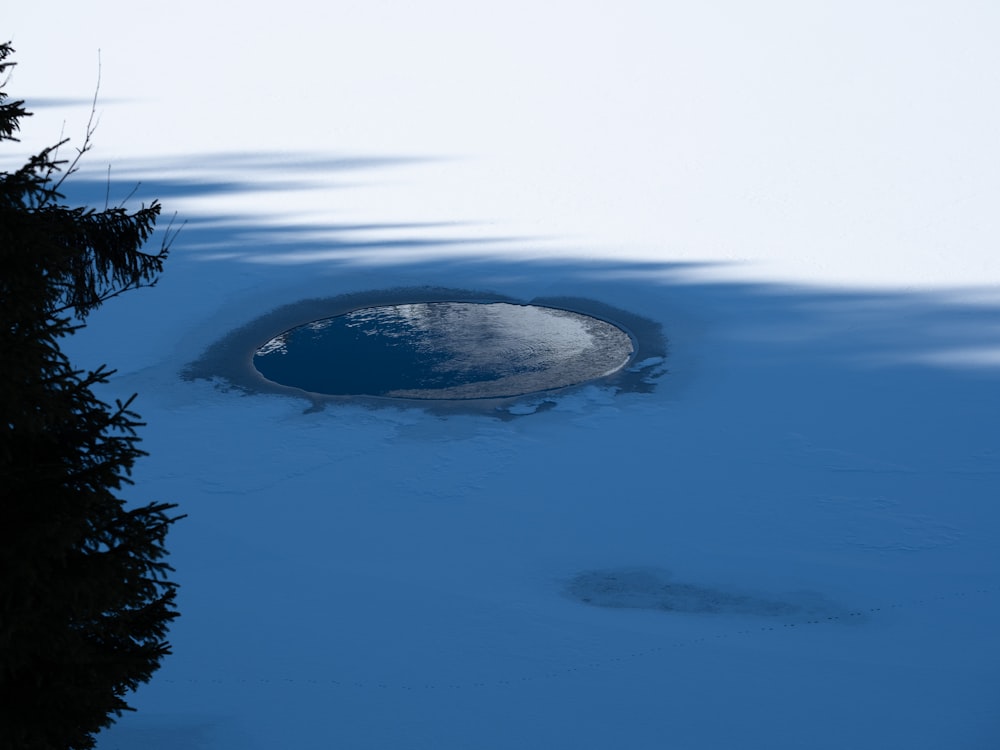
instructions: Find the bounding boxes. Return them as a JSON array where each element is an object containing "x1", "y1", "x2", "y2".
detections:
[{"x1": 252, "y1": 302, "x2": 634, "y2": 399}]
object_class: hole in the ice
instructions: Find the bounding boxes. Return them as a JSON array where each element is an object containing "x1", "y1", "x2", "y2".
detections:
[{"x1": 252, "y1": 301, "x2": 635, "y2": 399}]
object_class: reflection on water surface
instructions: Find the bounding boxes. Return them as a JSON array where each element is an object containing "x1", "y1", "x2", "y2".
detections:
[{"x1": 253, "y1": 302, "x2": 634, "y2": 399}]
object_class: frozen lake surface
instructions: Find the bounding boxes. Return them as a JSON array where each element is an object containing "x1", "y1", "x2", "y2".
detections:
[{"x1": 5, "y1": 2, "x2": 1000, "y2": 748}]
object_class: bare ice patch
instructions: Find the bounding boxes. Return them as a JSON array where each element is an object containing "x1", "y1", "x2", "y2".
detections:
[{"x1": 182, "y1": 287, "x2": 667, "y2": 416}]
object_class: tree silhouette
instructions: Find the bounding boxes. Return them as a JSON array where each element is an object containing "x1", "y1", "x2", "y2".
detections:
[{"x1": 0, "y1": 42, "x2": 184, "y2": 750}]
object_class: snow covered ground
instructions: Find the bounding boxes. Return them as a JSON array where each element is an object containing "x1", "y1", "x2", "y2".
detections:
[{"x1": 6, "y1": 2, "x2": 1000, "y2": 748}]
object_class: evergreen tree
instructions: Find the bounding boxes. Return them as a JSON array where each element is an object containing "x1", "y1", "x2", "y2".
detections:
[{"x1": 0, "y1": 42, "x2": 184, "y2": 750}]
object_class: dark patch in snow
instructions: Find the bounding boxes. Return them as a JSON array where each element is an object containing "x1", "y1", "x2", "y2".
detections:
[{"x1": 567, "y1": 567, "x2": 852, "y2": 621}]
